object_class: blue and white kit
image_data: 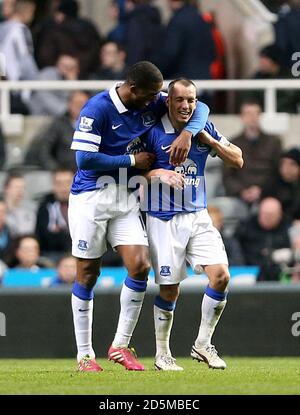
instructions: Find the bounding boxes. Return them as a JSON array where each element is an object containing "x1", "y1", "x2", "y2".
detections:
[
  {"x1": 68, "y1": 84, "x2": 209, "y2": 259},
  {"x1": 144, "y1": 114, "x2": 229, "y2": 284}
]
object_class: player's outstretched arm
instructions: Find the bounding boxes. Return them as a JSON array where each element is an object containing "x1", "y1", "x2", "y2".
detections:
[
  {"x1": 198, "y1": 130, "x2": 243, "y2": 169},
  {"x1": 167, "y1": 101, "x2": 210, "y2": 166}
]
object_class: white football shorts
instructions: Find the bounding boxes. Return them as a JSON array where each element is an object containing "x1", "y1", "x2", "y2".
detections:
[
  {"x1": 69, "y1": 184, "x2": 148, "y2": 259},
  {"x1": 146, "y1": 209, "x2": 228, "y2": 285}
]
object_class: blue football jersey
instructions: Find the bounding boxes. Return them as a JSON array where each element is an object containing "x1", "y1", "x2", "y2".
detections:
[
  {"x1": 70, "y1": 84, "x2": 166, "y2": 194},
  {"x1": 144, "y1": 114, "x2": 224, "y2": 220},
  {"x1": 70, "y1": 84, "x2": 209, "y2": 194}
]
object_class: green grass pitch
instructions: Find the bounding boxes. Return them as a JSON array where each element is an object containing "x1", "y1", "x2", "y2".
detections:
[{"x1": 0, "y1": 357, "x2": 299, "y2": 395}]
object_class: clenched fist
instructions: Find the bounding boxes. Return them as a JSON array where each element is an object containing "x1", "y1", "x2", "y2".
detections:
[{"x1": 134, "y1": 152, "x2": 156, "y2": 169}]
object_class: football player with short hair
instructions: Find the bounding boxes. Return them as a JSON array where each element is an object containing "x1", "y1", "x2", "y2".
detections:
[
  {"x1": 143, "y1": 78, "x2": 243, "y2": 371},
  {"x1": 69, "y1": 62, "x2": 210, "y2": 372}
]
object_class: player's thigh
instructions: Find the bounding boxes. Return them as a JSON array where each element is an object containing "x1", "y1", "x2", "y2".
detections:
[
  {"x1": 69, "y1": 191, "x2": 108, "y2": 259},
  {"x1": 108, "y1": 206, "x2": 148, "y2": 248},
  {"x1": 146, "y1": 214, "x2": 188, "y2": 285},
  {"x1": 186, "y1": 211, "x2": 228, "y2": 271}
]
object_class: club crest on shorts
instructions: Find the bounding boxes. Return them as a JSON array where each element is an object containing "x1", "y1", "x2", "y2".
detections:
[
  {"x1": 78, "y1": 240, "x2": 88, "y2": 251},
  {"x1": 160, "y1": 266, "x2": 171, "y2": 277},
  {"x1": 79, "y1": 116, "x2": 94, "y2": 132}
]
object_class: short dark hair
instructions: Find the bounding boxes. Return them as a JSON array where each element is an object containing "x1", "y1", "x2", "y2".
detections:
[
  {"x1": 239, "y1": 99, "x2": 262, "y2": 112},
  {"x1": 125, "y1": 61, "x2": 163, "y2": 89},
  {"x1": 58, "y1": 0, "x2": 79, "y2": 18},
  {"x1": 4, "y1": 172, "x2": 24, "y2": 189},
  {"x1": 15, "y1": 0, "x2": 35, "y2": 13},
  {"x1": 168, "y1": 78, "x2": 196, "y2": 97}
]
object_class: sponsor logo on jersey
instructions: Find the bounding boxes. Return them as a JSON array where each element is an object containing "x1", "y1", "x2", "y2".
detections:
[
  {"x1": 79, "y1": 116, "x2": 94, "y2": 132},
  {"x1": 160, "y1": 266, "x2": 171, "y2": 277},
  {"x1": 174, "y1": 159, "x2": 201, "y2": 187},
  {"x1": 78, "y1": 240, "x2": 88, "y2": 251},
  {"x1": 141, "y1": 111, "x2": 156, "y2": 127}
]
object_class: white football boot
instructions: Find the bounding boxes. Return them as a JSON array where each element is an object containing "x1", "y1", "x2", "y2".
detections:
[
  {"x1": 154, "y1": 355, "x2": 184, "y2": 371},
  {"x1": 191, "y1": 344, "x2": 226, "y2": 370}
]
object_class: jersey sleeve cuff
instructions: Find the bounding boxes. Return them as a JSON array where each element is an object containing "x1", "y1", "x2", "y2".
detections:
[{"x1": 129, "y1": 154, "x2": 136, "y2": 166}]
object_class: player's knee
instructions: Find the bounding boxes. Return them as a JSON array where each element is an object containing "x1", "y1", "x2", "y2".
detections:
[
  {"x1": 76, "y1": 260, "x2": 100, "y2": 289},
  {"x1": 129, "y1": 257, "x2": 151, "y2": 280},
  {"x1": 160, "y1": 284, "x2": 179, "y2": 302},
  {"x1": 214, "y1": 269, "x2": 230, "y2": 291}
]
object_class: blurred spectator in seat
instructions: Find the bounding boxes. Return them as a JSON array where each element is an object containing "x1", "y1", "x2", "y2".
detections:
[
  {"x1": 0, "y1": 259, "x2": 7, "y2": 285},
  {"x1": 0, "y1": 125, "x2": 6, "y2": 168},
  {"x1": 156, "y1": 0, "x2": 216, "y2": 80},
  {"x1": 3, "y1": 173, "x2": 37, "y2": 237},
  {"x1": 25, "y1": 90, "x2": 89, "y2": 171},
  {"x1": 122, "y1": 0, "x2": 163, "y2": 66},
  {"x1": 0, "y1": 0, "x2": 38, "y2": 114},
  {"x1": 0, "y1": 199, "x2": 12, "y2": 264},
  {"x1": 29, "y1": 53, "x2": 80, "y2": 116},
  {"x1": 235, "y1": 197, "x2": 291, "y2": 281},
  {"x1": 202, "y1": 11, "x2": 226, "y2": 80},
  {"x1": 261, "y1": 148, "x2": 300, "y2": 221},
  {"x1": 274, "y1": 0, "x2": 300, "y2": 71},
  {"x1": 208, "y1": 205, "x2": 245, "y2": 266},
  {"x1": 89, "y1": 41, "x2": 127, "y2": 80},
  {"x1": 49, "y1": 254, "x2": 76, "y2": 286},
  {"x1": 34, "y1": 0, "x2": 102, "y2": 78},
  {"x1": 106, "y1": 0, "x2": 126, "y2": 45},
  {"x1": 243, "y1": 44, "x2": 300, "y2": 113},
  {"x1": 223, "y1": 101, "x2": 282, "y2": 208},
  {"x1": 8, "y1": 234, "x2": 53, "y2": 269},
  {"x1": 287, "y1": 224, "x2": 300, "y2": 282},
  {"x1": 35, "y1": 168, "x2": 73, "y2": 261},
  {"x1": 0, "y1": 0, "x2": 17, "y2": 21}
]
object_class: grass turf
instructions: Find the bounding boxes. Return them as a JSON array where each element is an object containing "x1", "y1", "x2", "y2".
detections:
[{"x1": 0, "y1": 357, "x2": 299, "y2": 395}]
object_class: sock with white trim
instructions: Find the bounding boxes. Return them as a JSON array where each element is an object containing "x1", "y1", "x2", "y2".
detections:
[
  {"x1": 112, "y1": 276, "x2": 147, "y2": 348},
  {"x1": 72, "y1": 281, "x2": 95, "y2": 361},
  {"x1": 195, "y1": 285, "x2": 227, "y2": 349},
  {"x1": 154, "y1": 295, "x2": 176, "y2": 357}
]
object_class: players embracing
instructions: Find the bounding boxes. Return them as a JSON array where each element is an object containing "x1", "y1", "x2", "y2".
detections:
[{"x1": 68, "y1": 62, "x2": 210, "y2": 372}]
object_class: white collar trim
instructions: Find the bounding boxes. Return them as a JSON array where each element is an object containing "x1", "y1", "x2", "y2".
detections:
[
  {"x1": 161, "y1": 113, "x2": 175, "y2": 134},
  {"x1": 109, "y1": 83, "x2": 128, "y2": 113}
]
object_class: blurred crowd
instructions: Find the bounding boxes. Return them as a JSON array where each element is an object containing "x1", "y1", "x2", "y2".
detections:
[
  {"x1": 0, "y1": 0, "x2": 299, "y2": 113},
  {"x1": 1, "y1": 0, "x2": 300, "y2": 284},
  {"x1": 0, "y1": 98, "x2": 300, "y2": 284}
]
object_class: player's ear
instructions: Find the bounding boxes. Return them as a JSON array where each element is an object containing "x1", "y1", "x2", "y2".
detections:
[
  {"x1": 166, "y1": 97, "x2": 170, "y2": 108},
  {"x1": 129, "y1": 83, "x2": 137, "y2": 94}
]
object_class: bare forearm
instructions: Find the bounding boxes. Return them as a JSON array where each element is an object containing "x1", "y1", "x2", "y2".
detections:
[
  {"x1": 211, "y1": 140, "x2": 243, "y2": 169},
  {"x1": 143, "y1": 169, "x2": 164, "y2": 182},
  {"x1": 198, "y1": 130, "x2": 243, "y2": 169}
]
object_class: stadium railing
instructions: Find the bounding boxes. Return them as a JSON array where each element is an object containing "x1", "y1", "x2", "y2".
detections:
[{"x1": 1, "y1": 79, "x2": 300, "y2": 121}]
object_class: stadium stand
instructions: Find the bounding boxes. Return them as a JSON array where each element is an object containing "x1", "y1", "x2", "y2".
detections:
[{"x1": 0, "y1": 0, "x2": 300, "y2": 287}]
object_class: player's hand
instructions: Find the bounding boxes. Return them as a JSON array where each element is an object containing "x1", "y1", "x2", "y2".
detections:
[
  {"x1": 166, "y1": 130, "x2": 191, "y2": 166},
  {"x1": 159, "y1": 170, "x2": 185, "y2": 190},
  {"x1": 134, "y1": 152, "x2": 156, "y2": 169}
]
